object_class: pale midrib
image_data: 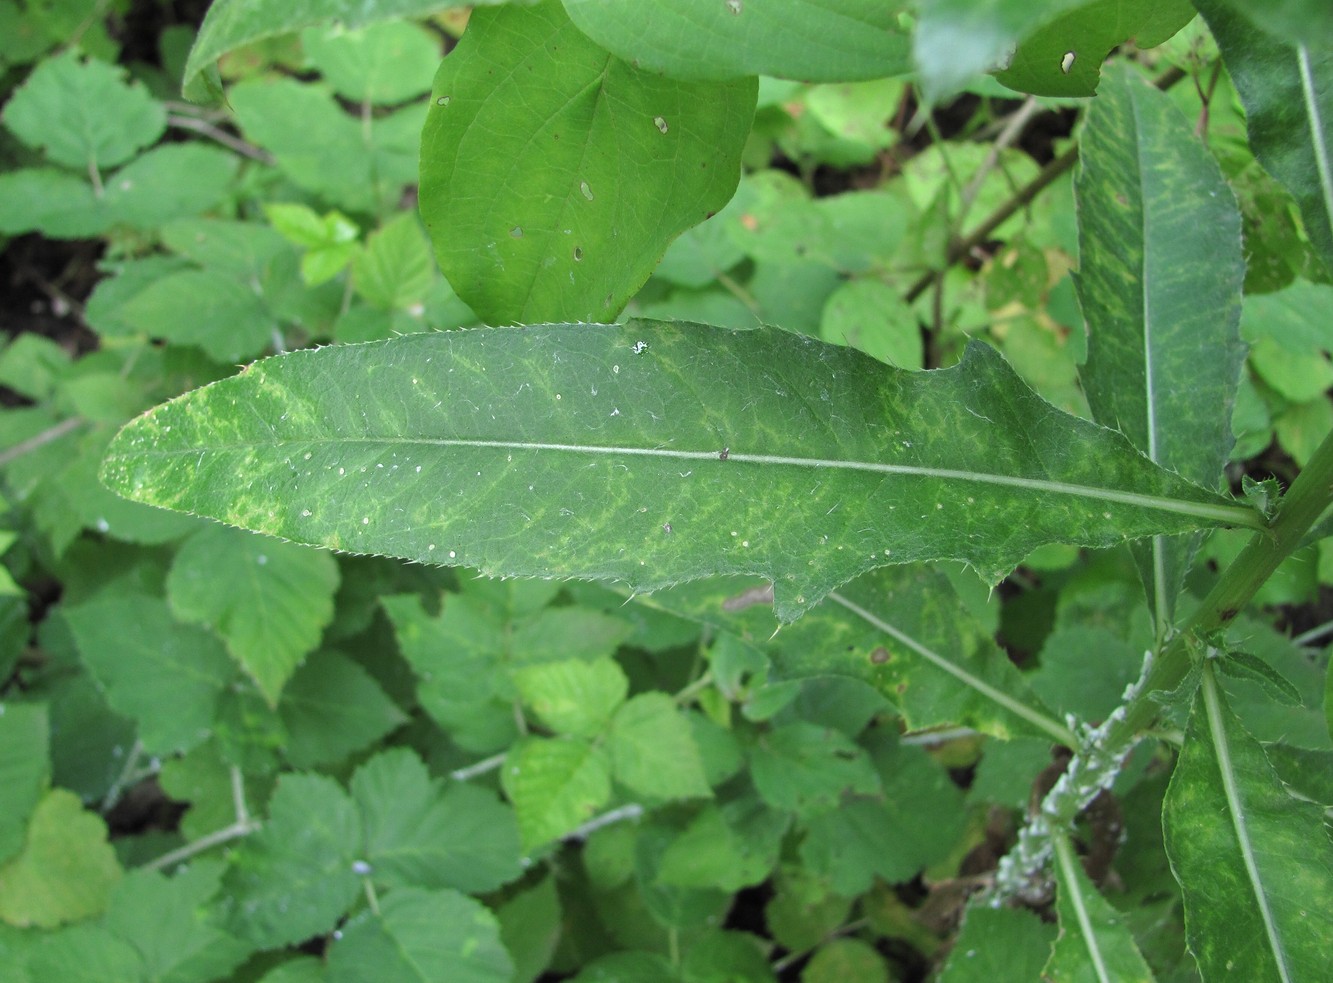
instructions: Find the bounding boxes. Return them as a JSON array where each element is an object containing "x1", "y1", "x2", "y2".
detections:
[
  {"x1": 1298, "y1": 45, "x2": 1333, "y2": 248},
  {"x1": 827, "y1": 590, "x2": 1077, "y2": 746},
  {"x1": 1137, "y1": 118, "x2": 1171, "y2": 629},
  {"x1": 1202, "y1": 666, "x2": 1294, "y2": 983},
  {"x1": 1054, "y1": 833, "x2": 1113, "y2": 983},
  {"x1": 136, "y1": 436, "x2": 1263, "y2": 529}
]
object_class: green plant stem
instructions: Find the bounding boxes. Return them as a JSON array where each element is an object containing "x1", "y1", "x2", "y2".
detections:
[{"x1": 1110, "y1": 425, "x2": 1333, "y2": 745}]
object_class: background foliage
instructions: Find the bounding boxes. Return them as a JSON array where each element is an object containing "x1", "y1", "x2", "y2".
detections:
[{"x1": 1, "y1": 1, "x2": 1332, "y2": 981}]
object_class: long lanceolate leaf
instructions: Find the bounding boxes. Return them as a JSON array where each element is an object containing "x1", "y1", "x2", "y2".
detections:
[
  {"x1": 1196, "y1": 0, "x2": 1333, "y2": 275},
  {"x1": 1164, "y1": 664, "x2": 1333, "y2": 982},
  {"x1": 1046, "y1": 832, "x2": 1155, "y2": 982},
  {"x1": 100, "y1": 320, "x2": 1260, "y2": 623},
  {"x1": 1075, "y1": 66, "x2": 1246, "y2": 630}
]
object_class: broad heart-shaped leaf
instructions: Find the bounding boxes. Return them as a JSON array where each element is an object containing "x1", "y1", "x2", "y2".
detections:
[
  {"x1": 1075, "y1": 66, "x2": 1245, "y2": 628},
  {"x1": 181, "y1": 0, "x2": 520, "y2": 102},
  {"x1": 418, "y1": 0, "x2": 756, "y2": 324},
  {"x1": 1163, "y1": 665, "x2": 1333, "y2": 982},
  {"x1": 560, "y1": 0, "x2": 912, "y2": 82},
  {"x1": 994, "y1": 0, "x2": 1194, "y2": 97},
  {"x1": 1046, "y1": 832, "x2": 1155, "y2": 982},
  {"x1": 101, "y1": 321, "x2": 1258, "y2": 625},
  {"x1": 1196, "y1": 0, "x2": 1333, "y2": 276}
]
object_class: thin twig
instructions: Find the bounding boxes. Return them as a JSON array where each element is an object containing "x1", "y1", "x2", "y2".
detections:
[
  {"x1": 167, "y1": 114, "x2": 275, "y2": 164},
  {"x1": 904, "y1": 64, "x2": 1186, "y2": 304},
  {"x1": 140, "y1": 818, "x2": 259, "y2": 873},
  {"x1": 0, "y1": 417, "x2": 86, "y2": 468},
  {"x1": 450, "y1": 752, "x2": 506, "y2": 781}
]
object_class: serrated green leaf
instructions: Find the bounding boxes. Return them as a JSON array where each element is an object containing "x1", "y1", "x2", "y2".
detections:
[
  {"x1": 496, "y1": 873, "x2": 561, "y2": 983},
  {"x1": 749, "y1": 722, "x2": 879, "y2": 817},
  {"x1": 24, "y1": 924, "x2": 142, "y2": 983},
  {"x1": 1163, "y1": 665, "x2": 1333, "y2": 982},
  {"x1": 820, "y1": 279, "x2": 923, "y2": 369},
  {"x1": 0, "y1": 703, "x2": 49, "y2": 867},
  {"x1": 221, "y1": 773, "x2": 361, "y2": 948},
  {"x1": 182, "y1": 0, "x2": 509, "y2": 101},
  {"x1": 1, "y1": 49, "x2": 164, "y2": 169},
  {"x1": 609, "y1": 692, "x2": 712, "y2": 800},
  {"x1": 0, "y1": 789, "x2": 121, "y2": 929},
  {"x1": 802, "y1": 937, "x2": 888, "y2": 983},
  {"x1": 502, "y1": 736, "x2": 612, "y2": 849},
  {"x1": 995, "y1": 0, "x2": 1194, "y2": 97},
  {"x1": 229, "y1": 78, "x2": 422, "y2": 214},
  {"x1": 64, "y1": 594, "x2": 234, "y2": 756},
  {"x1": 568, "y1": 951, "x2": 676, "y2": 983},
  {"x1": 351, "y1": 748, "x2": 523, "y2": 893},
  {"x1": 352, "y1": 213, "x2": 435, "y2": 311},
  {"x1": 381, "y1": 592, "x2": 517, "y2": 753},
  {"x1": 255, "y1": 957, "x2": 324, "y2": 983},
  {"x1": 515, "y1": 658, "x2": 628, "y2": 738},
  {"x1": 681, "y1": 931, "x2": 774, "y2": 983},
  {"x1": 657, "y1": 794, "x2": 787, "y2": 892},
  {"x1": 1196, "y1": 0, "x2": 1333, "y2": 275},
  {"x1": 117, "y1": 270, "x2": 275, "y2": 364},
  {"x1": 799, "y1": 734, "x2": 965, "y2": 895},
  {"x1": 278, "y1": 650, "x2": 408, "y2": 768},
  {"x1": 161, "y1": 218, "x2": 291, "y2": 280},
  {"x1": 167, "y1": 524, "x2": 340, "y2": 705},
  {"x1": 325, "y1": 887, "x2": 513, "y2": 983},
  {"x1": 0, "y1": 145, "x2": 238, "y2": 238},
  {"x1": 301, "y1": 20, "x2": 440, "y2": 104},
  {"x1": 1075, "y1": 65, "x2": 1245, "y2": 627},
  {"x1": 561, "y1": 0, "x2": 911, "y2": 82},
  {"x1": 101, "y1": 322, "x2": 1258, "y2": 625},
  {"x1": 102, "y1": 864, "x2": 251, "y2": 983},
  {"x1": 1240, "y1": 281, "x2": 1333, "y2": 401},
  {"x1": 419, "y1": 0, "x2": 756, "y2": 323},
  {"x1": 1046, "y1": 832, "x2": 1155, "y2": 982},
  {"x1": 938, "y1": 905, "x2": 1056, "y2": 982}
]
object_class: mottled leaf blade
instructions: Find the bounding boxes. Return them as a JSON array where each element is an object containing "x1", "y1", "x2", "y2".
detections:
[
  {"x1": 419, "y1": 1, "x2": 755, "y2": 324},
  {"x1": 1075, "y1": 66, "x2": 1245, "y2": 626},
  {"x1": 560, "y1": 0, "x2": 912, "y2": 82},
  {"x1": 100, "y1": 321, "x2": 1256, "y2": 623},
  {"x1": 1163, "y1": 666, "x2": 1333, "y2": 982},
  {"x1": 1196, "y1": 0, "x2": 1333, "y2": 275},
  {"x1": 1046, "y1": 832, "x2": 1156, "y2": 982},
  {"x1": 1206, "y1": 0, "x2": 1333, "y2": 49}
]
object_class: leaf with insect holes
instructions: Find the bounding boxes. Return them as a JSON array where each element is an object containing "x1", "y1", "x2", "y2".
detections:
[{"x1": 100, "y1": 321, "x2": 1258, "y2": 625}]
